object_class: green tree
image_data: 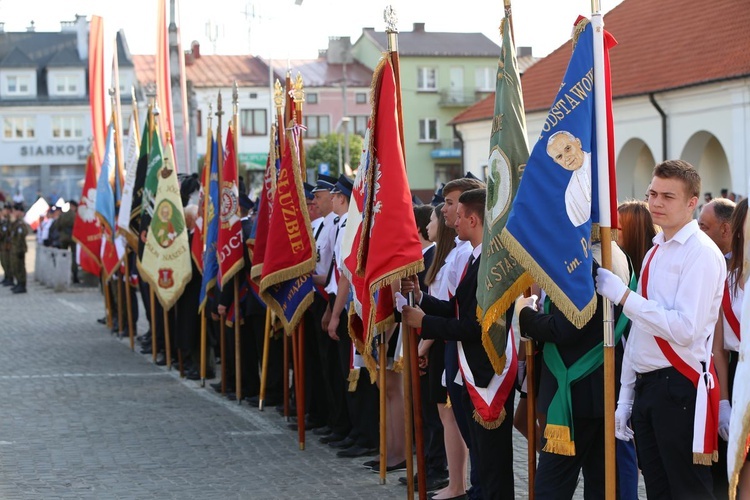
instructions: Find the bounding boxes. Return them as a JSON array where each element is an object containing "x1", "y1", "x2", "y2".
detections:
[{"x1": 305, "y1": 132, "x2": 364, "y2": 177}]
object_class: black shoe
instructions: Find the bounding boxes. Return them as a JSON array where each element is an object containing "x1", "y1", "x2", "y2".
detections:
[
  {"x1": 155, "y1": 352, "x2": 167, "y2": 366},
  {"x1": 319, "y1": 433, "x2": 347, "y2": 444},
  {"x1": 328, "y1": 437, "x2": 356, "y2": 449},
  {"x1": 97, "y1": 317, "x2": 107, "y2": 324},
  {"x1": 371, "y1": 460, "x2": 407, "y2": 473},
  {"x1": 287, "y1": 419, "x2": 325, "y2": 431},
  {"x1": 1, "y1": 279, "x2": 12, "y2": 286},
  {"x1": 12, "y1": 285, "x2": 27, "y2": 294},
  {"x1": 245, "y1": 395, "x2": 282, "y2": 407},
  {"x1": 399, "y1": 474, "x2": 450, "y2": 492},
  {"x1": 337, "y1": 445, "x2": 377, "y2": 458},
  {"x1": 276, "y1": 404, "x2": 297, "y2": 415},
  {"x1": 226, "y1": 392, "x2": 237, "y2": 401},
  {"x1": 313, "y1": 425, "x2": 332, "y2": 436},
  {"x1": 185, "y1": 369, "x2": 200, "y2": 381},
  {"x1": 140, "y1": 345, "x2": 152, "y2": 355},
  {"x1": 362, "y1": 459, "x2": 379, "y2": 468}
]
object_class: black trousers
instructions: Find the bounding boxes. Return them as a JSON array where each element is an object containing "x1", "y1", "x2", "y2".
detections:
[
  {"x1": 462, "y1": 385, "x2": 515, "y2": 500},
  {"x1": 535, "y1": 416, "x2": 608, "y2": 500},
  {"x1": 420, "y1": 370, "x2": 447, "y2": 475},
  {"x1": 304, "y1": 306, "x2": 327, "y2": 425},
  {"x1": 224, "y1": 315, "x2": 260, "y2": 396},
  {"x1": 632, "y1": 366, "x2": 714, "y2": 500},
  {"x1": 315, "y1": 295, "x2": 350, "y2": 436}
]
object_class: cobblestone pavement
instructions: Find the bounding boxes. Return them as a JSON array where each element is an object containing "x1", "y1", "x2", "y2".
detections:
[{"x1": 0, "y1": 240, "x2": 645, "y2": 499}]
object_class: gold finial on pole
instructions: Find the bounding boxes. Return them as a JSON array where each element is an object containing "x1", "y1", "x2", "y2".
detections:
[
  {"x1": 273, "y1": 79, "x2": 284, "y2": 112},
  {"x1": 232, "y1": 81, "x2": 239, "y2": 117},
  {"x1": 384, "y1": 5, "x2": 398, "y2": 52},
  {"x1": 292, "y1": 73, "x2": 305, "y2": 105}
]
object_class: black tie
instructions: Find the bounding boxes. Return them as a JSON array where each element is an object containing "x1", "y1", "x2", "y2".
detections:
[{"x1": 325, "y1": 216, "x2": 342, "y2": 286}]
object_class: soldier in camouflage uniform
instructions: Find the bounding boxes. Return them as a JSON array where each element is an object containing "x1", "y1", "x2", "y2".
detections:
[
  {"x1": 9, "y1": 203, "x2": 29, "y2": 294},
  {"x1": 0, "y1": 202, "x2": 13, "y2": 286}
]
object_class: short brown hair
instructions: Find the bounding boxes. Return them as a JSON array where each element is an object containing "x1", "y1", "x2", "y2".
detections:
[
  {"x1": 442, "y1": 177, "x2": 485, "y2": 197},
  {"x1": 458, "y1": 188, "x2": 486, "y2": 224},
  {"x1": 653, "y1": 160, "x2": 701, "y2": 198}
]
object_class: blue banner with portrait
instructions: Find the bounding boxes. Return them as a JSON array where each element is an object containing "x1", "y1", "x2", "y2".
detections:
[{"x1": 501, "y1": 21, "x2": 603, "y2": 328}]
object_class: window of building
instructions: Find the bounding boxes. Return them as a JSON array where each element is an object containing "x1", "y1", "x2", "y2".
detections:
[
  {"x1": 240, "y1": 109, "x2": 268, "y2": 136},
  {"x1": 434, "y1": 164, "x2": 463, "y2": 187},
  {"x1": 196, "y1": 109, "x2": 203, "y2": 137},
  {"x1": 53, "y1": 74, "x2": 79, "y2": 95},
  {"x1": 307, "y1": 93, "x2": 318, "y2": 104},
  {"x1": 355, "y1": 92, "x2": 367, "y2": 104},
  {"x1": 419, "y1": 118, "x2": 438, "y2": 142},
  {"x1": 303, "y1": 115, "x2": 330, "y2": 138},
  {"x1": 6, "y1": 75, "x2": 31, "y2": 95},
  {"x1": 3, "y1": 116, "x2": 35, "y2": 140},
  {"x1": 417, "y1": 67, "x2": 437, "y2": 91},
  {"x1": 51, "y1": 116, "x2": 83, "y2": 139},
  {"x1": 353, "y1": 115, "x2": 369, "y2": 136},
  {"x1": 475, "y1": 67, "x2": 495, "y2": 92}
]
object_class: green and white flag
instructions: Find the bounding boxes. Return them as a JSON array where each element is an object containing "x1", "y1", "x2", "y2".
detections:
[
  {"x1": 139, "y1": 141, "x2": 192, "y2": 311},
  {"x1": 477, "y1": 11, "x2": 533, "y2": 375}
]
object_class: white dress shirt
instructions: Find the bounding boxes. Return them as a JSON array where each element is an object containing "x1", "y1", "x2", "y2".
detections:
[
  {"x1": 619, "y1": 219, "x2": 726, "y2": 402},
  {"x1": 324, "y1": 212, "x2": 348, "y2": 296},
  {"x1": 315, "y1": 212, "x2": 336, "y2": 276},
  {"x1": 722, "y1": 275, "x2": 743, "y2": 352},
  {"x1": 443, "y1": 237, "x2": 473, "y2": 298}
]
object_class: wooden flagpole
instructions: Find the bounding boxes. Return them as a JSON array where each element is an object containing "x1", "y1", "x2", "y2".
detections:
[
  {"x1": 591, "y1": 1, "x2": 617, "y2": 498},
  {"x1": 258, "y1": 309, "x2": 272, "y2": 410},
  {"x1": 278, "y1": 77, "x2": 291, "y2": 422},
  {"x1": 216, "y1": 92, "x2": 227, "y2": 394},
  {"x1": 379, "y1": 331, "x2": 387, "y2": 484},
  {"x1": 232, "y1": 82, "x2": 243, "y2": 405},
  {"x1": 385, "y1": 7, "x2": 426, "y2": 498},
  {"x1": 103, "y1": 272, "x2": 114, "y2": 329},
  {"x1": 146, "y1": 107, "x2": 158, "y2": 363},
  {"x1": 293, "y1": 72, "x2": 307, "y2": 450},
  {"x1": 122, "y1": 88, "x2": 140, "y2": 351},
  {"x1": 200, "y1": 104, "x2": 213, "y2": 386}
]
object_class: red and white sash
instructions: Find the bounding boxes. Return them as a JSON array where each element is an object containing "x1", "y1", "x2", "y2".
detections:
[
  {"x1": 642, "y1": 246, "x2": 719, "y2": 464},
  {"x1": 722, "y1": 279, "x2": 741, "y2": 350},
  {"x1": 457, "y1": 327, "x2": 517, "y2": 430}
]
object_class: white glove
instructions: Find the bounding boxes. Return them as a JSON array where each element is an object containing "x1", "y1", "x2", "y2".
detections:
[
  {"x1": 395, "y1": 292, "x2": 408, "y2": 313},
  {"x1": 517, "y1": 360, "x2": 527, "y2": 388},
  {"x1": 596, "y1": 267, "x2": 628, "y2": 305},
  {"x1": 719, "y1": 399, "x2": 731, "y2": 441},
  {"x1": 615, "y1": 403, "x2": 635, "y2": 442}
]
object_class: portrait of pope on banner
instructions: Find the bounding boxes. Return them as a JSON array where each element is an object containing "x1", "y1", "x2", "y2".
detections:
[{"x1": 546, "y1": 130, "x2": 591, "y2": 227}]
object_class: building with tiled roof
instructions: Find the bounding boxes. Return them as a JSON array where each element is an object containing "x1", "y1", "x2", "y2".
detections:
[
  {"x1": 0, "y1": 16, "x2": 135, "y2": 202},
  {"x1": 454, "y1": 0, "x2": 750, "y2": 202},
  {"x1": 353, "y1": 22, "x2": 503, "y2": 196}
]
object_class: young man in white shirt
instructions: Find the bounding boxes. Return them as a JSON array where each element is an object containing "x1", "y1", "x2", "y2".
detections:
[{"x1": 596, "y1": 159, "x2": 726, "y2": 499}]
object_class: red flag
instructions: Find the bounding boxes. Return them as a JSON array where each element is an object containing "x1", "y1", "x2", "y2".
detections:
[
  {"x1": 352, "y1": 56, "x2": 425, "y2": 376},
  {"x1": 258, "y1": 124, "x2": 316, "y2": 332},
  {"x1": 88, "y1": 16, "x2": 106, "y2": 169},
  {"x1": 217, "y1": 127, "x2": 243, "y2": 288},
  {"x1": 72, "y1": 154, "x2": 102, "y2": 272},
  {"x1": 191, "y1": 127, "x2": 213, "y2": 274},
  {"x1": 250, "y1": 126, "x2": 279, "y2": 285},
  {"x1": 155, "y1": 0, "x2": 176, "y2": 171}
]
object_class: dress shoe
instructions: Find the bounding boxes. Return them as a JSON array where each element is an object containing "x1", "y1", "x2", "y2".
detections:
[
  {"x1": 328, "y1": 436, "x2": 356, "y2": 449},
  {"x1": 226, "y1": 392, "x2": 237, "y2": 401},
  {"x1": 276, "y1": 404, "x2": 297, "y2": 415},
  {"x1": 319, "y1": 433, "x2": 347, "y2": 444},
  {"x1": 12, "y1": 285, "x2": 27, "y2": 294},
  {"x1": 97, "y1": 317, "x2": 107, "y2": 324},
  {"x1": 155, "y1": 352, "x2": 167, "y2": 366},
  {"x1": 399, "y1": 474, "x2": 450, "y2": 492},
  {"x1": 362, "y1": 459, "x2": 379, "y2": 468},
  {"x1": 428, "y1": 494, "x2": 467, "y2": 500},
  {"x1": 337, "y1": 445, "x2": 377, "y2": 458},
  {"x1": 371, "y1": 460, "x2": 407, "y2": 473},
  {"x1": 2, "y1": 279, "x2": 13, "y2": 286},
  {"x1": 245, "y1": 395, "x2": 282, "y2": 408},
  {"x1": 140, "y1": 345, "x2": 152, "y2": 355},
  {"x1": 287, "y1": 419, "x2": 325, "y2": 431},
  {"x1": 313, "y1": 425, "x2": 332, "y2": 436}
]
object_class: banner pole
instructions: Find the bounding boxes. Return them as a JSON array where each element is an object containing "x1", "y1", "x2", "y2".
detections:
[
  {"x1": 385, "y1": 7, "x2": 425, "y2": 498},
  {"x1": 259, "y1": 308, "x2": 272, "y2": 411},
  {"x1": 379, "y1": 331, "x2": 387, "y2": 484}
]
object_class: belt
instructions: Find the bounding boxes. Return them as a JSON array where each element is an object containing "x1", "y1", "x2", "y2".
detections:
[{"x1": 635, "y1": 366, "x2": 681, "y2": 380}]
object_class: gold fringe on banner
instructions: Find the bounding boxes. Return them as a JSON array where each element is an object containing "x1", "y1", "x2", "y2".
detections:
[
  {"x1": 478, "y1": 270, "x2": 533, "y2": 375},
  {"x1": 500, "y1": 230, "x2": 596, "y2": 329}
]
